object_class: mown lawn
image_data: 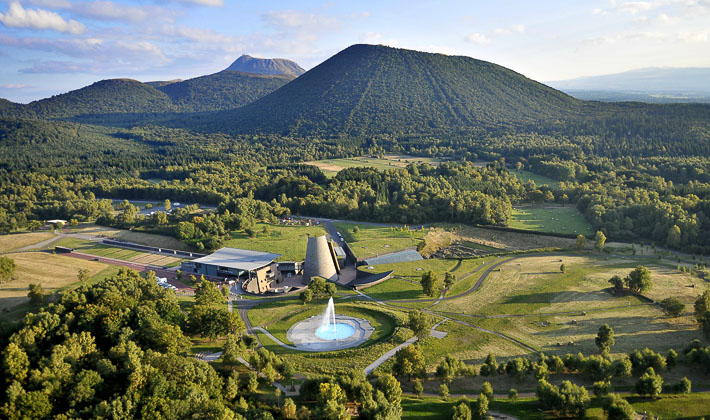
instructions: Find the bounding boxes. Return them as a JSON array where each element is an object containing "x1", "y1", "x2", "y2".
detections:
[
  {"x1": 335, "y1": 222, "x2": 427, "y2": 260},
  {"x1": 511, "y1": 169, "x2": 561, "y2": 189},
  {"x1": 224, "y1": 222, "x2": 327, "y2": 261},
  {"x1": 510, "y1": 205, "x2": 593, "y2": 236},
  {"x1": 405, "y1": 393, "x2": 710, "y2": 419}
]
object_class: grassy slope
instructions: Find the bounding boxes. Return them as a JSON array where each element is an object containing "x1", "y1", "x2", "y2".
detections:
[
  {"x1": 0, "y1": 252, "x2": 113, "y2": 312},
  {"x1": 511, "y1": 169, "x2": 561, "y2": 189},
  {"x1": 335, "y1": 222, "x2": 427, "y2": 260},
  {"x1": 225, "y1": 223, "x2": 327, "y2": 261},
  {"x1": 438, "y1": 254, "x2": 708, "y2": 356},
  {"x1": 509, "y1": 205, "x2": 594, "y2": 236},
  {"x1": 0, "y1": 232, "x2": 56, "y2": 253}
]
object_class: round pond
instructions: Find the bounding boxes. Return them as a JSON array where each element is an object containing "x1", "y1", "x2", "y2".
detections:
[{"x1": 315, "y1": 323, "x2": 356, "y2": 340}]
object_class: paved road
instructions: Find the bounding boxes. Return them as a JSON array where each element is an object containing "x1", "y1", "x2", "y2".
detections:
[
  {"x1": 364, "y1": 336, "x2": 418, "y2": 375},
  {"x1": 17, "y1": 233, "x2": 62, "y2": 251}
]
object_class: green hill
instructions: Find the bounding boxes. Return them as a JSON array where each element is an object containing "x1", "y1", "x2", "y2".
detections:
[
  {"x1": 154, "y1": 70, "x2": 295, "y2": 112},
  {"x1": 190, "y1": 44, "x2": 582, "y2": 136},
  {"x1": 225, "y1": 55, "x2": 305, "y2": 76},
  {"x1": 0, "y1": 67, "x2": 297, "y2": 121},
  {"x1": 23, "y1": 79, "x2": 176, "y2": 119}
]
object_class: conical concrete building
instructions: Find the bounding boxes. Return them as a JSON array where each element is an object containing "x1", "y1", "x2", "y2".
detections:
[{"x1": 302, "y1": 235, "x2": 339, "y2": 283}]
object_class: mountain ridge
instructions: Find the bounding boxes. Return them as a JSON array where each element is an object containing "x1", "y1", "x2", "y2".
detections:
[
  {"x1": 183, "y1": 44, "x2": 582, "y2": 136},
  {"x1": 225, "y1": 55, "x2": 305, "y2": 77}
]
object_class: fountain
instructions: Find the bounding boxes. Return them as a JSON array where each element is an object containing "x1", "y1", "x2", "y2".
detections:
[
  {"x1": 315, "y1": 297, "x2": 356, "y2": 340},
  {"x1": 286, "y1": 295, "x2": 374, "y2": 351}
]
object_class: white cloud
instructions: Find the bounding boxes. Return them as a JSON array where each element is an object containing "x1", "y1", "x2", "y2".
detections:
[
  {"x1": 77, "y1": 1, "x2": 148, "y2": 22},
  {"x1": 617, "y1": 1, "x2": 654, "y2": 14},
  {"x1": 677, "y1": 30, "x2": 709, "y2": 42},
  {"x1": 466, "y1": 33, "x2": 490, "y2": 45},
  {"x1": 0, "y1": 1, "x2": 85, "y2": 34},
  {"x1": 262, "y1": 10, "x2": 339, "y2": 30},
  {"x1": 175, "y1": 0, "x2": 224, "y2": 6},
  {"x1": 359, "y1": 32, "x2": 399, "y2": 47},
  {"x1": 495, "y1": 24, "x2": 525, "y2": 35},
  {"x1": 1, "y1": 83, "x2": 26, "y2": 88},
  {"x1": 634, "y1": 12, "x2": 680, "y2": 24},
  {"x1": 592, "y1": 8, "x2": 609, "y2": 15}
]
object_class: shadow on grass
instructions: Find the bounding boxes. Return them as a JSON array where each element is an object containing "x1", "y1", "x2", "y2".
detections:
[{"x1": 502, "y1": 290, "x2": 612, "y2": 304}]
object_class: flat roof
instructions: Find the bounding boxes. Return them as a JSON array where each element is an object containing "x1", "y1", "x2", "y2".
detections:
[{"x1": 191, "y1": 247, "x2": 281, "y2": 271}]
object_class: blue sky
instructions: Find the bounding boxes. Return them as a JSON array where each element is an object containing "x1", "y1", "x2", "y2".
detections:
[{"x1": 1, "y1": 0, "x2": 709, "y2": 102}]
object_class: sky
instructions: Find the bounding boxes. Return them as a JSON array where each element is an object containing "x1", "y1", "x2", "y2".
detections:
[{"x1": 1, "y1": 0, "x2": 709, "y2": 103}]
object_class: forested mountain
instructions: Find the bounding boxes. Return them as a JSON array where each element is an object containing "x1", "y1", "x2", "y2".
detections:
[
  {"x1": 188, "y1": 44, "x2": 582, "y2": 136},
  {"x1": 0, "y1": 65, "x2": 297, "y2": 120},
  {"x1": 21, "y1": 79, "x2": 176, "y2": 119},
  {"x1": 225, "y1": 54, "x2": 305, "y2": 76},
  {"x1": 153, "y1": 70, "x2": 295, "y2": 112}
]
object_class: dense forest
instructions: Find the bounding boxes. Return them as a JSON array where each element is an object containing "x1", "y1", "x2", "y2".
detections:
[{"x1": 3, "y1": 44, "x2": 710, "y2": 252}]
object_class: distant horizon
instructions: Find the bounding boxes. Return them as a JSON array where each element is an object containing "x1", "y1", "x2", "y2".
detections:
[{"x1": 2, "y1": 0, "x2": 710, "y2": 103}]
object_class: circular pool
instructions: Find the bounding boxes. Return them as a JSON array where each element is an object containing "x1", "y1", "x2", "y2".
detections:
[{"x1": 315, "y1": 323, "x2": 356, "y2": 340}]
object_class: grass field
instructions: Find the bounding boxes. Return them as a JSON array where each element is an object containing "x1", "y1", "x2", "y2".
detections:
[
  {"x1": 436, "y1": 254, "x2": 709, "y2": 357},
  {"x1": 53, "y1": 237, "x2": 184, "y2": 267},
  {"x1": 359, "y1": 259, "x2": 461, "y2": 300},
  {"x1": 72, "y1": 224, "x2": 194, "y2": 251},
  {"x1": 306, "y1": 155, "x2": 448, "y2": 177},
  {"x1": 335, "y1": 222, "x2": 427, "y2": 260},
  {"x1": 453, "y1": 225, "x2": 577, "y2": 252},
  {"x1": 0, "y1": 232, "x2": 56, "y2": 253},
  {"x1": 403, "y1": 392, "x2": 710, "y2": 419},
  {"x1": 509, "y1": 205, "x2": 593, "y2": 236},
  {"x1": 0, "y1": 252, "x2": 113, "y2": 313},
  {"x1": 511, "y1": 170, "x2": 561, "y2": 189},
  {"x1": 225, "y1": 223, "x2": 326, "y2": 261}
]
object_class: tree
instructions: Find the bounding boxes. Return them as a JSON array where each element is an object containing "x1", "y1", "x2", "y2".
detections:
[
  {"x1": 635, "y1": 367, "x2": 663, "y2": 398},
  {"x1": 508, "y1": 388, "x2": 518, "y2": 401},
  {"x1": 392, "y1": 344, "x2": 426, "y2": 380},
  {"x1": 77, "y1": 268, "x2": 90, "y2": 287},
  {"x1": 439, "y1": 383, "x2": 449, "y2": 400},
  {"x1": 452, "y1": 402, "x2": 472, "y2": 420},
  {"x1": 413, "y1": 380, "x2": 423, "y2": 399},
  {"x1": 222, "y1": 333, "x2": 243, "y2": 365},
  {"x1": 0, "y1": 255, "x2": 16, "y2": 284},
  {"x1": 282, "y1": 398, "x2": 297, "y2": 419},
  {"x1": 27, "y1": 283, "x2": 44, "y2": 305},
  {"x1": 560, "y1": 263, "x2": 566, "y2": 273},
  {"x1": 472, "y1": 393, "x2": 489, "y2": 420},
  {"x1": 481, "y1": 381, "x2": 494, "y2": 401},
  {"x1": 575, "y1": 234, "x2": 587, "y2": 249},
  {"x1": 625, "y1": 266, "x2": 652, "y2": 294},
  {"x1": 667, "y1": 225, "x2": 682, "y2": 248},
  {"x1": 536, "y1": 379, "x2": 590, "y2": 417},
  {"x1": 318, "y1": 383, "x2": 348, "y2": 420},
  {"x1": 480, "y1": 353, "x2": 498, "y2": 376},
  {"x1": 667, "y1": 349, "x2": 678, "y2": 369},
  {"x1": 694, "y1": 290, "x2": 710, "y2": 335},
  {"x1": 595, "y1": 231, "x2": 607, "y2": 251},
  {"x1": 353, "y1": 226, "x2": 360, "y2": 234},
  {"x1": 407, "y1": 310, "x2": 433, "y2": 339},
  {"x1": 195, "y1": 278, "x2": 224, "y2": 307},
  {"x1": 246, "y1": 371, "x2": 259, "y2": 393},
  {"x1": 444, "y1": 272, "x2": 456, "y2": 288},
  {"x1": 608, "y1": 275, "x2": 624, "y2": 290},
  {"x1": 660, "y1": 297, "x2": 685, "y2": 317},
  {"x1": 280, "y1": 359, "x2": 295, "y2": 387},
  {"x1": 420, "y1": 271, "x2": 441, "y2": 297},
  {"x1": 604, "y1": 394, "x2": 636, "y2": 420},
  {"x1": 299, "y1": 289, "x2": 312, "y2": 305},
  {"x1": 595, "y1": 324, "x2": 615, "y2": 356},
  {"x1": 164, "y1": 199, "x2": 171, "y2": 211},
  {"x1": 593, "y1": 380, "x2": 611, "y2": 397},
  {"x1": 679, "y1": 377, "x2": 691, "y2": 394}
]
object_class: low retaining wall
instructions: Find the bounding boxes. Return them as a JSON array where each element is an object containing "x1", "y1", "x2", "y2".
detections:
[{"x1": 102, "y1": 239, "x2": 206, "y2": 259}]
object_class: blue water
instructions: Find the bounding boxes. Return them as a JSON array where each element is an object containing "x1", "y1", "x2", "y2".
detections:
[{"x1": 315, "y1": 323, "x2": 355, "y2": 340}]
